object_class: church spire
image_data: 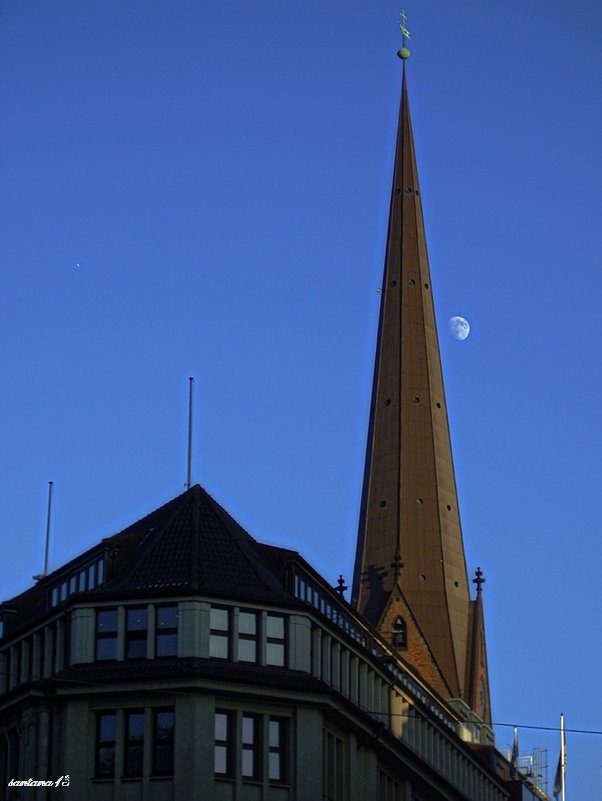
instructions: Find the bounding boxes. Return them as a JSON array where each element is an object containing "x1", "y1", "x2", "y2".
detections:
[{"x1": 352, "y1": 53, "x2": 484, "y2": 704}]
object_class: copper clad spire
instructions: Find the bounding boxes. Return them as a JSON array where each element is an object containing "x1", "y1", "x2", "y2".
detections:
[{"x1": 352, "y1": 62, "x2": 475, "y2": 701}]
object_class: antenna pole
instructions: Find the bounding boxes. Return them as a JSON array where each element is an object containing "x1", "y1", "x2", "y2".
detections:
[
  {"x1": 186, "y1": 377, "x2": 194, "y2": 489},
  {"x1": 43, "y1": 481, "x2": 54, "y2": 576}
]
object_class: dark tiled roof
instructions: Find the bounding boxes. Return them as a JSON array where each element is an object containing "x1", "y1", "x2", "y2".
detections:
[{"x1": 107, "y1": 485, "x2": 291, "y2": 601}]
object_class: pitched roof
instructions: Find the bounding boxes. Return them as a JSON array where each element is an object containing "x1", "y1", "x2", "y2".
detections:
[
  {"x1": 1, "y1": 484, "x2": 292, "y2": 639},
  {"x1": 107, "y1": 484, "x2": 291, "y2": 602}
]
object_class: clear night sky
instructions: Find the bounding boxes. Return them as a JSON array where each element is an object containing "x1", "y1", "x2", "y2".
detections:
[{"x1": 1, "y1": 0, "x2": 601, "y2": 794}]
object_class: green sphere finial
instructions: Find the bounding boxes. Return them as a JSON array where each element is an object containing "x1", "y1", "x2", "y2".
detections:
[{"x1": 397, "y1": 11, "x2": 411, "y2": 60}]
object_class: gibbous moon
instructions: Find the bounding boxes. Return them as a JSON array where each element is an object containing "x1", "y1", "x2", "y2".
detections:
[{"x1": 448, "y1": 316, "x2": 470, "y2": 341}]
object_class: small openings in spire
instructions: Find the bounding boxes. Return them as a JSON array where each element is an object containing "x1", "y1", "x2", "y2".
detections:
[
  {"x1": 408, "y1": 278, "x2": 416, "y2": 286},
  {"x1": 412, "y1": 396, "x2": 420, "y2": 404},
  {"x1": 454, "y1": 581, "x2": 459, "y2": 588},
  {"x1": 415, "y1": 190, "x2": 420, "y2": 196},
  {"x1": 424, "y1": 283, "x2": 429, "y2": 289},
  {"x1": 418, "y1": 574, "x2": 426, "y2": 582},
  {"x1": 391, "y1": 280, "x2": 397, "y2": 287},
  {"x1": 379, "y1": 500, "x2": 387, "y2": 508},
  {"x1": 384, "y1": 398, "x2": 392, "y2": 406},
  {"x1": 436, "y1": 402, "x2": 441, "y2": 408},
  {"x1": 415, "y1": 498, "x2": 423, "y2": 506},
  {"x1": 405, "y1": 187, "x2": 413, "y2": 194},
  {"x1": 446, "y1": 504, "x2": 452, "y2": 511}
]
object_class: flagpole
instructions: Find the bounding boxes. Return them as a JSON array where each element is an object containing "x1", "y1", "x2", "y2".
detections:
[{"x1": 561, "y1": 712, "x2": 566, "y2": 801}]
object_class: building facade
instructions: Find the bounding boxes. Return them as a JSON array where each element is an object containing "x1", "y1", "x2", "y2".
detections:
[{"x1": 1, "y1": 55, "x2": 548, "y2": 801}]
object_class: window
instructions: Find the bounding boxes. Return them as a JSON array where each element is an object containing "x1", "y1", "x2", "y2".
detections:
[
  {"x1": 214, "y1": 710, "x2": 233, "y2": 776},
  {"x1": 153, "y1": 709, "x2": 175, "y2": 776},
  {"x1": 266, "y1": 615, "x2": 286, "y2": 666},
  {"x1": 392, "y1": 617, "x2": 407, "y2": 651},
  {"x1": 214, "y1": 711, "x2": 289, "y2": 785},
  {"x1": 96, "y1": 712, "x2": 116, "y2": 778},
  {"x1": 210, "y1": 605, "x2": 288, "y2": 666},
  {"x1": 96, "y1": 609, "x2": 118, "y2": 661},
  {"x1": 378, "y1": 768, "x2": 401, "y2": 801},
  {"x1": 155, "y1": 606, "x2": 178, "y2": 658},
  {"x1": 125, "y1": 710, "x2": 144, "y2": 777},
  {"x1": 125, "y1": 608, "x2": 147, "y2": 660},
  {"x1": 241, "y1": 714, "x2": 260, "y2": 779},
  {"x1": 268, "y1": 717, "x2": 287, "y2": 783},
  {"x1": 210, "y1": 607, "x2": 230, "y2": 659},
  {"x1": 323, "y1": 729, "x2": 345, "y2": 801},
  {"x1": 237, "y1": 612, "x2": 258, "y2": 663},
  {"x1": 50, "y1": 556, "x2": 105, "y2": 607}
]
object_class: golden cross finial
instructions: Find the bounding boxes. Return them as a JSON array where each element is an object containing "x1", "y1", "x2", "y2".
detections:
[
  {"x1": 399, "y1": 11, "x2": 411, "y2": 43},
  {"x1": 397, "y1": 11, "x2": 412, "y2": 60}
]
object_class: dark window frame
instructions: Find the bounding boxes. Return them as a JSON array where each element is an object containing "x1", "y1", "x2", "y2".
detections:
[
  {"x1": 237, "y1": 611, "x2": 258, "y2": 664},
  {"x1": 214, "y1": 709, "x2": 234, "y2": 777},
  {"x1": 124, "y1": 709, "x2": 145, "y2": 777},
  {"x1": 95, "y1": 608, "x2": 118, "y2": 661},
  {"x1": 152, "y1": 708, "x2": 175, "y2": 777},
  {"x1": 268, "y1": 716, "x2": 288, "y2": 784},
  {"x1": 95, "y1": 711, "x2": 116, "y2": 779},
  {"x1": 209, "y1": 606, "x2": 230, "y2": 660},
  {"x1": 265, "y1": 614, "x2": 286, "y2": 667},
  {"x1": 125, "y1": 607, "x2": 148, "y2": 661},
  {"x1": 155, "y1": 605, "x2": 178, "y2": 658},
  {"x1": 241, "y1": 713, "x2": 261, "y2": 780}
]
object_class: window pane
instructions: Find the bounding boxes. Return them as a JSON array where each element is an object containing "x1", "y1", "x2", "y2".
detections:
[
  {"x1": 78, "y1": 570, "x2": 87, "y2": 592},
  {"x1": 127, "y1": 608, "x2": 147, "y2": 630},
  {"x1": 242, "y1": 749, "x2": 255, "y2": 777},
  {"x1": 156, "y1": 632, "x2": 177, "y2": 658},
  {"x1": 99, "y1": 713, "x2": 116, "y2": 741},
  {"x1": 97, "y1": 610, "x2": 117, "y2": 633},
  {"x1": 237, "y1": 639, "x2": 256, "y2": 663},
  {"x1": 266, "y1": 642, "x2": 285, "y2": 666},
  {"x1": 97, "y1": 558, "x2": 104, "y2": 585},
  {"x1": 128, "y1": 712, "x2": 145, "y2": 740},
  {"x1": 238, "y1": 612, "x2": 256, "y2": 634},
  {"x1": 96, "y1": 638, "x2": 117, "y2": 661},
  {"x1": 127, "y1": 638, "x2": 146, "y2": 660},
  {"x1": 242, "y1": 715, "x2": 256, "y2": 744},
  {"x1": 88, "y1": 563, "x2": 96, "y2": 589},
  {"x1": 156, "y1": 710, "x2": 174, "y2": 738},
  {"x1": 269, "y1": 752, "x2": 282, "y2": 781},
  {"x1": 210, "y1": 634, "x2": 228, "y2": 659},
  {"x1": 69, "y1": 575, "x2": 77, "y2": 594},
  {"x1": 214, "y1": 745, "x2": 228, "y2": 774},
  {"x1": 97, "y1": 747, "x2": 115, "y2": 776},
  {"x1": 266, "y1": 615, "x2": 284, "y2": 639},
  {"x1": 210, "y1": 607, "x2": 229, "y2": 631},
  {"x1": 214, "y1": 712, "x2": 228, "y2": 741},
  {"x1": 269, "y1": 719, "x2": 281, "y2": 748},
  {"x1": 157, "y1": 606, "x2": 178, "y2": 629}
]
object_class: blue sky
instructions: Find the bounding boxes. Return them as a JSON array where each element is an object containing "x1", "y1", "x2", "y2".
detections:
[{"x1": 1, "y1": 0, "x2": 601, "y2": 793}]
